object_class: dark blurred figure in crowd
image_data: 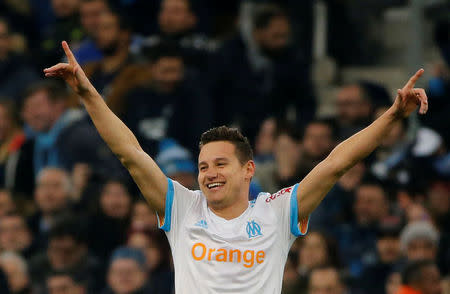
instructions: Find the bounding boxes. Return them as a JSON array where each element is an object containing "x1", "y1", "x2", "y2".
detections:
[
  {"x1": 396, "y1": 260, "x2": 442, "y2": 294},
  {"x1": 87, "y1": 178, "x2": 132, "y2": 261},
  {"x1": 309, "y1": 162, "x2": 366, "y2": 232},
  {"x1": 400, "y1": 221, "x2": 439, "y2": 262},
  {"x1": 0, "y1": 213, "x2": 35, "y2": 258},
  {"x1": 421, "y1": 19, "x2": 450, "y2": 146},
  {"x1": 73, "y1": 0, "x2": 111, "y2": 65},
  {"x1": 21, "y1": 80, "x2": 121, "y2": 177},
  {"x1": 127, "y1": 229, "x2": 173, "y2": 293},
  {"x1": 0, "y1": 18, "x2": 39, "y2": 101},
  {"x1": 38, "y1": 0, "x2": 84, "y2": 68},
  {"x1": 0, "y1": 100, "x2": 32, "y2": 197},
  {"x1": 27, "y1": 167, "x2": 72, "y2": 249},
  {"x1": 337, "y1": 180, "x2": 391, "y2": 278},
  {"x1": 297, "y1": 119, "x2": 337, "y2": 179},
  {"x1": 0, "y1": 190, "x2": 15, "y2": 217},
  {"x1": 284, "y1": 231, "x2": 340, "y2": 294},
  {"x1": 46, "y1": 271, "x2": 87, "y2": 294},
  {"x1": 130, "y1": 200, "x2": 158, "y2": 231},
  {"x1": 136, "y1": 0, "x2": 217, "y2": 71},
  {"x1": 253, "y1": 117, "x2": 276, "y2": 163},
  {"x1": 0, "y1": 251, "x2": 31, "y2": 294},
  {"x1": 123, "y1": 43, "x2": 212, "y2": 156},
  {"x1": 103, "y1": 247, "x2": 157, "y2": 294},
  {"x1": 82, "y1": 10, "x2": 151, "y2": 115},
  {"x1": 254, "y1": 123, "x2": 302, "y2": 193},
  {"x1": 29, "y1": 216, "x2": 102, "y2": 294},
  {"x1": 308, "y1": 266, "x2": 347, "y2": 294},
  {"x1": 355, "y1": 223, "x2": 403, "y2": 294},
  {"x1": 210, "y1": 4, "x2": 315, "y2": 143}
]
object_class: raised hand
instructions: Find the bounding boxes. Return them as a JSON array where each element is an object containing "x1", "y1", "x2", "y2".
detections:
[
  {"x1": 43, "y1": 41, "x2": 94, "y2": 96},
  {"x1": 393, "y1": 69, "x2": 429, "y2": 118}
]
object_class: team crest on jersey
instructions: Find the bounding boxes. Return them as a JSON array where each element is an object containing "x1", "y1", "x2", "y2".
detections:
[{"x1": 246, "y1": 220, "x2": 262, "y2": 238}]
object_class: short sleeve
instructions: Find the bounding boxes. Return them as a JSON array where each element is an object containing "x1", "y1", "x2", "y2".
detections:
[
  {"x1": 158, "y1": 179, "x2": 201, "y2": 240},
  {"x1": 264, "y1": 184, "x2": 310, "y2": 244}
]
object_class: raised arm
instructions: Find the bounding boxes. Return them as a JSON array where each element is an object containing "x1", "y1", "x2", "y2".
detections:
[
  {"x1": 296, "y1": 69, "x2": 429, "y2": 220},
  {"x1": 44, "y1": 41, "x2": 167, "y2": 216}
]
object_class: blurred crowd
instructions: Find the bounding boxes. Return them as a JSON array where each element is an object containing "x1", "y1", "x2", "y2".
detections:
[{"x1": 0, "y1": 0, "x2": 449, "y2": 294}]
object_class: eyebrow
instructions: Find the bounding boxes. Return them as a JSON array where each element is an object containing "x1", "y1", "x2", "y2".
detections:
[{"x1": 198, "y1": 157, "x2": 229, "y2": 167}]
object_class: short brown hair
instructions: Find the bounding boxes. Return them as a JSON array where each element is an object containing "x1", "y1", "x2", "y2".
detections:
[{"x1": 199, "y1": 126, "x2": 253, "y2": 165}]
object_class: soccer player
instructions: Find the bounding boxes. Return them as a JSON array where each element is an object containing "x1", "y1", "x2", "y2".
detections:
[{"x1": 44, "y1": 41, "x2": 429, "y2": 294}]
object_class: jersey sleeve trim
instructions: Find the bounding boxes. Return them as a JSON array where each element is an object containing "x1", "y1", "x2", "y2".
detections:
[
  {"x1": 290, "y1": 183, "x2": 310, "y2": 237},
  {"x1": 158, "y1": 178, "x2": 174, "y2": 232}
]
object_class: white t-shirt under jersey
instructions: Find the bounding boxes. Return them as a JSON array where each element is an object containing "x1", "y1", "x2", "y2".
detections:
[{"x1": 158, "y1": 179, "x2": 309, "y2": 294}]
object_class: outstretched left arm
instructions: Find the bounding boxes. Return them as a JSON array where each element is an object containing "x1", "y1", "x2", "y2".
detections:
[{"x1": 297, "y1": 69, "x2": 429, "y2": 220}]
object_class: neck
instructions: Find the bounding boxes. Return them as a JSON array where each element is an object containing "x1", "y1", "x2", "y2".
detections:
[
  {"x1": 102, "y1": 48, "x2": 128, "y2": 73},
  {"x1": 209, "y1": 197, "x2": 249, "y2": 220}
]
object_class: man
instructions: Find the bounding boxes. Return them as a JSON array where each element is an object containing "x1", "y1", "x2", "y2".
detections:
[
  {"x1": 396, "y1": 260, "x2": 442, "y2": 294},
  {"x1": 21, "y1": 80, "x2": 121, "y2": 177},
  {"x1": 28, "y1": 216, "x2": 102, "y2": 293},
  {"x1": 44, "y1": 41, "x2": 428, "y2": 293},
  {"x1": 0, "y1": 251, "x2": 31, "y2": 294},
  {"x1": 0, "y1": 18, "x2": 39, "y2": 100},
  {"x1": 308, "y1": 266, "x2": 347, "y2": 294},
  {"x1": 27, "y1": 167, "x2": 72, "y2": 249},
  {"x1": 210, "y1": 5, "x2": 315, "y2": 142},
  {"x1": 0, "y1": 213, "x2": 34, "y2": 258},
  {"x1": 400, "y1": 221, "x2": 439, "y2": 262},
  {"x1": 46, "y1": 271, "x2": 86, "y2": 294},
  {"x1": 104, "y1": 246, "x2": 153, "y2": 294},
  {"x1": 136, "y1": 0, "x2": 216, "y2": 71},
  {"x1": 0, "y1": 190, "x2": 15, "y2": 217}
]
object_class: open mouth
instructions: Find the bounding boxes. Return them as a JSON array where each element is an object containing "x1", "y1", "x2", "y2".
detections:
[{"x1": 206, "y1": 182, "x2": 225, "y2": 190}]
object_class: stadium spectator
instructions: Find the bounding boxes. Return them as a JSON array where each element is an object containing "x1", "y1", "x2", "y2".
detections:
[
  {"x1": 122, "y1": 43, "x2": 212, "y2": 155},
  {"x1": 74, "y1": 0, "x2": 110, "y2": 65},
  {"x1": 0, "y1": 251, "x2": 31, "y2": 294},
  {"x1": 355, "y1": 223, "x2": 403, "y2": 294},
  {"x1": 21, "y1": 81, "x2": 121, "y2": 177},
  {"x1": 210, "y1": 4, "x2": 315, "y2": 143},
  {"x1": 28, "y1": 216, "x2": 102, "y2": 293},
  {"x1": 308, "y1": 266, "x2": 347, "y2": 294},
  {"x1": 254, "y1": 117, "x2": 276, "y2": 163},
  {"x1": 400, "y1": 221, "x2": 439, "y2": 262},
  {"x1": 0, "y1": 18, "x2": 39, "y2": 101},
  {"x1": 38, "y1": 0, "x2": 84, "y2": 68},
  {"x1": 27, "y1": 168, "x2": 72, "y2": 249},
  {"x1": 337, "y1": 180, "x2": 391, "y2": 278},
  {"x1": 396, "y1": 260, "x2": 442, "y2": 294},
  {"x1": 0, "y1": 213, "x2": 34, "y2": 258},
  {"x1": 136, "y1": 0, "x2": 217, "y2": 71},
  {"x1": 87, "y1": 178, "x2": 132, "y2": 261},
  {"x1": 254, "y1": 123, "x2": 302, "y2": 193},
  {"x1": 0, "y1": 190, "x2": 15, "y2": 217},
  {"x1": 46, "y1": 271, "x2": 87, "y2": 294},
  {"x1": 334, "y1": 83, "x2": 375, "y2": 141},
  {"x1": 104, "y1": 247, "x2": 155, "y2": 294},
  {"x1": 130, "y1": 200, "x2": 158, "y2": 231}
]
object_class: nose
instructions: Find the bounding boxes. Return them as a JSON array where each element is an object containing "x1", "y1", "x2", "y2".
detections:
[{"x1": 205, "y1": 167, "x2": 218, "y2": 180}]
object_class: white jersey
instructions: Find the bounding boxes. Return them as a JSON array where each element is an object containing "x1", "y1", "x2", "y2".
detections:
[{"x1": 159, "y1": 179, "x2": 309, "y2": 294}]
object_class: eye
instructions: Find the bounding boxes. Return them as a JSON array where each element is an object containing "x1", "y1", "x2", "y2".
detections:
[
  {"x1": 199, "y1": 166, "x2": 207, "y2": 172},
  {"x1": 217, "y1": 162, "x2": 226, "y2": 167}
]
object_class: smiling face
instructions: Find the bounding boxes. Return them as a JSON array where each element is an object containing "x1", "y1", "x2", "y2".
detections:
[{"x1": 198, "y1": 141, "x2": 254, "y2": 212}]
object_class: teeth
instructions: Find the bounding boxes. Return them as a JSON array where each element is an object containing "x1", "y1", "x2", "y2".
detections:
[{"x1": 207, "y1": 183, "x2": 224, "y2": 188}]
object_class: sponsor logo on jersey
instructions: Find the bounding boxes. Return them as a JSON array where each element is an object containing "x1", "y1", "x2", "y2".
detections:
[
  {"x1": 265, "y1": 187, "x2": 292, "y2": 203},
  {"x1": 191, "y1": 242, "x2": 266, "y2": 268},
  {"x1": 194, "y1": 220, "x2": 208, "y2": 229},
  {"x1": 246, "y1": 220, "x2": 262, "y2": 238}
]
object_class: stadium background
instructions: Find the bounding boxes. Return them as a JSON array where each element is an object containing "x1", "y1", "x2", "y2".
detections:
[{"x1": 0, "y1": 0, "x2": 449, "y2": 293}]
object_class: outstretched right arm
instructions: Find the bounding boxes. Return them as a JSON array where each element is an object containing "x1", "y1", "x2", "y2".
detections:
[{"x1": 44, "y1": 41, "x2": 167, "y2": 216}]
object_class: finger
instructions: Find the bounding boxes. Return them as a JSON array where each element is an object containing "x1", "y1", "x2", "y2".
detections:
[
  {"x1": 404, "y1": 68, "x2": 424, "y2": 90},
  {"x1": 62, "y1": 41, "x2": 78, "y2": 65},
  {"x1": 44, "y1": 63, "x2": 71, "y2": 73},
  {"x1": 414, "y1": 88, "x2": 428, "y2": 114}
]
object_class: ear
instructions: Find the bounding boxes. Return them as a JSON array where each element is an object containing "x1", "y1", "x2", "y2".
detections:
[{"x1": 244, "y1": 160, "x2": 255, "y2": 181}]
